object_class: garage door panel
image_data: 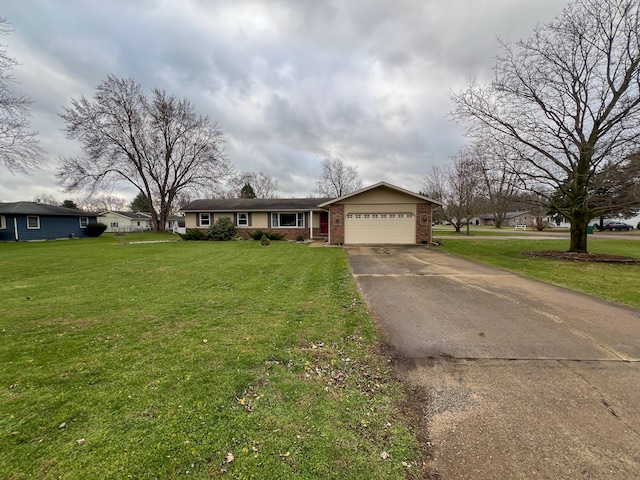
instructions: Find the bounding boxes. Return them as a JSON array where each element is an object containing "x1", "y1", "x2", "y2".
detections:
[{"x1": 345, "y1": 213, "x2": 415, "y2": 244}]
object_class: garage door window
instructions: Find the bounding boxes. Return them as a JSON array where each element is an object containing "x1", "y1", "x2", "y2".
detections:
[{"x1": 347, "y1": 212, "x2": 413, "y2": 219}]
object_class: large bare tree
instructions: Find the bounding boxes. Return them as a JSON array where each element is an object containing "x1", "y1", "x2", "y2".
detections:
[
  {"x1": 0, "y1": 17, "x2": 44, "y2": 172},
  {"x1": 317, "y1": 156, "x2": 363, "y2": 197},
  {"x1": 57, "y1": 76, "x2": 231, "y2": 231},
  {"x1": 451, "y1": 0, "x2": 640, "y2": 252}
]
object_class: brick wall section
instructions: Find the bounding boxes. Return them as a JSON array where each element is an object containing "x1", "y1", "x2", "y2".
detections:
[
  {"x1": 416, "y1": 202, "x2": 433, "y2": 244},
  {"x1": 235, "y1": 227, "x2": 324, "y2": 241},
  {"x1": 329, "y1": 204, "x2": 345, "y2": 245},
  {"x1": 194, "y1": 227, "x2": 325, "y2": 241}
]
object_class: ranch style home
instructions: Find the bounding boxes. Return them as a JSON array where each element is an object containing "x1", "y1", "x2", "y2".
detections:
[{"x1": 181, "y1": 182, "x2": 442, "y2": 245}]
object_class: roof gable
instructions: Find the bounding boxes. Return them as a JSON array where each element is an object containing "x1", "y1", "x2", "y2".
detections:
[
  {"x1": 99, "y1": 211, "x2": 152, "y2": 220},
  {"x1": 318, "y1": 182, "x2": 442, "y2": 207}
]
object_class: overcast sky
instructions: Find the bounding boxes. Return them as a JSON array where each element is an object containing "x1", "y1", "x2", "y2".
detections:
[{"x1": 1, "y1": 0, "x2": 569, "y2": 203}]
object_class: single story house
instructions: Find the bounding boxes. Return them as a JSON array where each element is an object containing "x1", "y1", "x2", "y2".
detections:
[
  {"x1": 99, "y1": 211, "x2": 152, "y2": 233},
  {"x1": 473, "y1": 211, "x2": 533, "y2": 227},
  {"x1": 0, "y1": 202, "x2": 99, "y2": 241},
  {"x1": 181, "y1": 182, "x2": 441, "y2": 245},
  {"x1": 181, "y1": 197, "x2": 332, "y2": 241}
]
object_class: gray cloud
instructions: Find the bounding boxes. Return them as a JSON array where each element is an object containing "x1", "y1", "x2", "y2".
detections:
[{"x1": 1, "y1": 0, "x2": 569, "y2": 202}]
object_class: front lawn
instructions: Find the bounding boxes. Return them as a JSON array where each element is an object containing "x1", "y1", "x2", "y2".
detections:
[
  {"x1": 0, "y1": 238, "x2": 418, "y2": 479},
  {"x1": 436, "y1": 238, "x2": 640, "y2": 309}
]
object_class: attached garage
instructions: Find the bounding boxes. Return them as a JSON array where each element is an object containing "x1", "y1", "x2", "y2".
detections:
[{"x1": 319, "y1": 182, "x2": 442, "y2": 246}]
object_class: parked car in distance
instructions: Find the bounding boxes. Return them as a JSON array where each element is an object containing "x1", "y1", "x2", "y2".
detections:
[{"x1": 601, "y1": 221, "x2": 633, "y2": 231}]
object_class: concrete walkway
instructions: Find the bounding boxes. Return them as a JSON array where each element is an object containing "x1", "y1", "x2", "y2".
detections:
[{"x1": 346, "y1": 246, "x2": 640, "y2": 479}]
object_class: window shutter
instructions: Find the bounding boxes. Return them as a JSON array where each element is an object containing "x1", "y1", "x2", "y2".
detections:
[
  {"x1": 233, "y1": 213, "x2": 237, "y2": 225},
  {"x1": 248, "y1": 213, "x2": 252, "y2": 226}
]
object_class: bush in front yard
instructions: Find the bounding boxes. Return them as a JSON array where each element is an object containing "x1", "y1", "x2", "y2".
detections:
[
  {"x1": 208, "y1": 217, "x2": 236, "y2": 241},
  {"x1": 180, "y1": 228, "x2": 207, "y2": 241},
  {"x1": 249, "y1": 230, "x2": 285, "y2": 241},
  {"x1": 85, "y1": 222, "x2": 108, "y2": 237}
]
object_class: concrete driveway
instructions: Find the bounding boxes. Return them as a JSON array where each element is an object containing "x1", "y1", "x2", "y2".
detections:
[{"x1": 346, "y1": 245, "x2": 640, "y2": 479}]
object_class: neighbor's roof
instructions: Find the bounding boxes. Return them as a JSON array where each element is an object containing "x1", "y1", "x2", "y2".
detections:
[
  {"x1": 318, "y1": 181, "x2": 443, "y2": 207},
  {"x1": 0, "y1": 201, "x2": 98, "y2": 217},
  {"x1": 99, "y1": 210, "x2": 152, "y2": 219},
  {"x1": 181, "y1": 197, "x2": 333, "y2": 212}
]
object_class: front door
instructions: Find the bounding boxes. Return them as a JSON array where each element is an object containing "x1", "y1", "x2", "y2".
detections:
[{"x1": 319, "y1": 212, "x2": 328, "y2": 235}]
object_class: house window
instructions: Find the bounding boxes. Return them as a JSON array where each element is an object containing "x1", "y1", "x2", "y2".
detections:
[
  {"x1": 237, "y1": 212, "x2": 249, "y2": 227},
  {"x1": 271, "y1": 212, "x2": 304, "y2": 228},
  {"x1": 27, "y1": 216, "x2": 40, "y2": 229},
  {"x1": 79, "y1": 217, "x2": 89, "y2": 228},
  {"x1": 198, "y1": 213, "x2": 211, "y2": 227},
  {"x1": 0, "y1": 215, "x2": 5, "y2": 229},
  {"x1": 110, "y1": 222, "x2": 119, "y2": 228}
]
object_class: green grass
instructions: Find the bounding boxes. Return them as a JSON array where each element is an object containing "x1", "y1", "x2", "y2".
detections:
[
  {"x1": 0, "y1": 237, "x2": 418, "y2": 479},
  {"x1": 432, "y1": 225, "x2": 553, "y2": 236},
  {"x1": 436, "y1": 238, "x2": 640, "y2": 309}
]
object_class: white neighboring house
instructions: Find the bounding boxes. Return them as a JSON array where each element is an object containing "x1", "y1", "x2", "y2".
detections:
[
  {"x1": 166, "y1": 215, "x2": 186, "y2": 235},
  {"x1": 99, "y1": 211, "x2": 152, "y2": 233}
]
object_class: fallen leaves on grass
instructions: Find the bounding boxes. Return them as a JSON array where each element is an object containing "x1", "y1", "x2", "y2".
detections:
[{"x1": 522, "y1": 251, "x2": 640, "y2": 264}]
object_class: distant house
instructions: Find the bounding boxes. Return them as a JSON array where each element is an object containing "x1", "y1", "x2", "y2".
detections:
[
  {"x1": 166, "y1": 216, "x2": 186, "y2": 235},
  {"x1": 0, "y1": 202, "x2": 99, "y2": 241},
  {"x1": 475, "y1": 211, "x2": 533, "y2": 227},
  {"x1": 98, "y1": 211, "x2": 152, "y2": 233},
  {"x1": 181, "y1": 182, "x2": 442, "y2": 245}
]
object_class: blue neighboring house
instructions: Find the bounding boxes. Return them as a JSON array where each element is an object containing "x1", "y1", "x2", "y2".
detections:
[{"x1": 0, "y1": 202, "x2": 99, "y2": 241}]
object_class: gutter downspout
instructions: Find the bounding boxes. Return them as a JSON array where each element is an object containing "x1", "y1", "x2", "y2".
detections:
[{"x1": 13, "y1": 217, "x2": 19, "y2": 241}]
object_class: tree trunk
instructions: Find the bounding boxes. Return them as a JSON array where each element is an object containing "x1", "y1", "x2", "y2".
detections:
[{"x1": 569, "y1": 214, "x2": 589, "y2": 253}]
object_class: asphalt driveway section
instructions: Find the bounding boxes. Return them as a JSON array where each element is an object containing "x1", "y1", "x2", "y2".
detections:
[{"x1": 346, "y1": 246, "x2": 640, "y2": 479}]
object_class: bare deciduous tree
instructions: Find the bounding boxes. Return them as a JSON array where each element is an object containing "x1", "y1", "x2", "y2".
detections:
[
  {"x1": 79, "y1": 194, "x2": 128, "y2": 212},
  {"x1": 32, "y1": 193, "x2": 59, "y2": 206},
  {"x1": 451, "y1": 0, "x2": 640, "y2": 252},
  {"x1": 317, "y1": 156, "x2": 363, "y2": 198},
  {"x1": 0, "y1": 17, "x2": 45, "y2": 172},
  {"x1": 226, "y1": 171, "x2": 279, "y2": 198},
  {"x1": 57, "y1": 76, "x2": 232, "y2": 231},
  {"x1": 422, "y1": 152, "x2": 483, "y2": 234},
  {"x1": 470, "y1": 134, "x2": 524, "y2": 228}
]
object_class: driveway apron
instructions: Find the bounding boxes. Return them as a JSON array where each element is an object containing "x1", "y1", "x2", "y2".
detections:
[{"x1": 346, "y1": 245, "x2": 640, "y2": 479}]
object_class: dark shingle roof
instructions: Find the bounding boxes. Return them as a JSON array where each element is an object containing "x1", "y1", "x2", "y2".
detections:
[
  {"x1": 181, "y1": 198, "x2": 333, "y2": 212},
  {"x1": 0, "y1": 202, "x2": 97, "y2": 217}
]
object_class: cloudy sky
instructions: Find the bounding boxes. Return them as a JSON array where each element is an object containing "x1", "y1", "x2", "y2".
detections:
[{"x1": 1, "y1": 0, "x2": 569, "y2": 203}]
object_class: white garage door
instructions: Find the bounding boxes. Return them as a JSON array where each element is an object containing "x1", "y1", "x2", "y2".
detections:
[{"x1": 344, "y1": 212, "x2": 415, "y2": 244}]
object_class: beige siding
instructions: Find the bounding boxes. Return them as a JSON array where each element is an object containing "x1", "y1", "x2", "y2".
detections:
[
  {"x1": 340, "y1": 188, "x2": 419, "y2": 205},
  {"x1": 249, "y1": 212, "x2": 269, "y2": 228},
  {"x1": 345, "y1": 204, "x2": 417, "y2": 215},
  {"x1": 185, "y1": 213, "x2": 198, "y2": 229}
]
